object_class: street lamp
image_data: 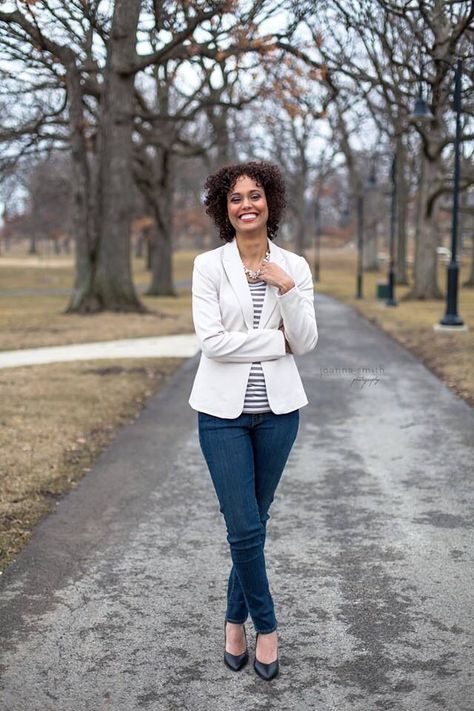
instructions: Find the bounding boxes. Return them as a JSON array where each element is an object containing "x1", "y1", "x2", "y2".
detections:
[
  {"x1": 356, "y1": 192, "x2": 364, "y2": 299},
  {"x1": 386, "y1": 153, "x2": 398, "y2": 306},
  {"x1": 410, "y1": 58, "x2": 465, "y2": 328}
]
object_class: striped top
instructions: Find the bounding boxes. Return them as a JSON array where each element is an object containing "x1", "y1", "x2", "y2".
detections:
[{"x1": 242, "y1": 279, "x2": 272, "y2": 414}]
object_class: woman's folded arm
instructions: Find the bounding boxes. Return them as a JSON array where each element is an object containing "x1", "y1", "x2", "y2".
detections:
[
  {"x1": 192, "y1": 259, "x2": 286, "y2": 363},
  {"x1": 277, "y1": 257, "x2": 318, "y2": 356}
]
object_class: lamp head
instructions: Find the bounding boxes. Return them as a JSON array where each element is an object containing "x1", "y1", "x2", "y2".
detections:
[{"x1": 410, "y1": 96, "x2": 434, "y2": 122}]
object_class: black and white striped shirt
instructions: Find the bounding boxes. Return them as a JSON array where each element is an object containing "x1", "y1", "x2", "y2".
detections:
[{"x1": 242, "y1": 279, "x2": 272, "y2": 414}]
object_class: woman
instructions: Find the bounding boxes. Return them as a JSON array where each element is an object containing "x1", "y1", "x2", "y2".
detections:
[{"x1": 188, "y1": 161, "x2": 318, "y2": 681}]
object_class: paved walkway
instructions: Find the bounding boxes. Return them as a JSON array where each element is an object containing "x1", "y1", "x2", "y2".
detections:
[
  {"x1": 0, "y1": 334, "x2": 199, "y2": 369},
  {"x1": 0, "y1": 293, "x2": 472, "y2": 711}
]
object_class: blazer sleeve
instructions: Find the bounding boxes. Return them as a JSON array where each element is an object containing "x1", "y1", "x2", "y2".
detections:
[
  {"x1": 192, "y1": 257, "x2": 286, "y2": 363},
  {"x1": 276, "y1": 256, "x2": 318, "y2": 356}
]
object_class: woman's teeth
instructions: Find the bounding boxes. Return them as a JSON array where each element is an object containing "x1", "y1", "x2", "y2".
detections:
[{"x1": 240, "y1": 214, "x2": 257, "y2": 221}]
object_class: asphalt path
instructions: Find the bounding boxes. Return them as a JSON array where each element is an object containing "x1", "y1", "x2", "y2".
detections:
[{"x1": 0, "y1": 293, "x2": 473, "y2": 711}]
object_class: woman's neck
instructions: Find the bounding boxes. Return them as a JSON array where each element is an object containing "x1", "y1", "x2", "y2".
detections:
[{"x1": 235, "y1": 233, "x2": 269, "y2": 262}]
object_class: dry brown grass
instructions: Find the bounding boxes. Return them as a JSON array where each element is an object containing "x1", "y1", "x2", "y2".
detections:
[
  {"x1": 0, "y1": 357, "x2": 184, "y2": 571},
  {"x1": 0, "y1": 252, "x2": 198, "y2": 350},
  {"x1": 311, "y1": 245, "x2": 474, "y2": 407}
]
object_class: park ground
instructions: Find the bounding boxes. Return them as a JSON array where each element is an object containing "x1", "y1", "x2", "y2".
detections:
[
  {"x1": 0, "y1": 285, "x2": 472, "y2": 711},
  {"x1": 0, "y1": 246, "x2": 472, "y2": 571}
]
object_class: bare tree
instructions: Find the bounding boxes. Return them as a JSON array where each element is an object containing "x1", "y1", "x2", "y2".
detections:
[
  {"x1": 0, "y1": 0, "x2": 310, "y2": 311},
  {"x1": 301, "y1": 0, "x2": 474, "y2": 298}
]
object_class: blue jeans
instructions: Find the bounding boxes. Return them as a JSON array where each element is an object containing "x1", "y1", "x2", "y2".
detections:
[{"x1": 198, "y1": 409, "x2": 299, "y2": 634}]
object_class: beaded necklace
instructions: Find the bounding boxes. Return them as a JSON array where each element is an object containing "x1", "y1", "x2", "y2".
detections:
[{"x1": 242, "y1": 249, "x2": 270, "y2": 280}]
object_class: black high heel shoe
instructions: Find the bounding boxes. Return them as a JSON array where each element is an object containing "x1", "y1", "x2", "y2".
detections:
[
  {"x1": 253, "y1": 631, "x2": 279, "y2": 681},
  {"x1": 224, "y1": 620, "x2": 249, "y2": 671}
]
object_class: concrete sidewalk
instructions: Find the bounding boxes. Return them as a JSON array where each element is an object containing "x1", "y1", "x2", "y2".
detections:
[
  {"x1": 0, "y1": 334, "x2": 199, "y2": 368},
  {"x1": 0, "y1": 293, "x2": 472, "y2": 711}
]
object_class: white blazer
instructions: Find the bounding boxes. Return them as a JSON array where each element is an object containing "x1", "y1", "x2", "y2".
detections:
[{"x1": 188, "y1": 236, "x2": 318, "y2": 418}]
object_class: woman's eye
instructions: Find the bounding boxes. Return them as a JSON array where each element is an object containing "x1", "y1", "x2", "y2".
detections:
[{"x1": 230, "y1": 194, "x2": 261, "y2": 202}]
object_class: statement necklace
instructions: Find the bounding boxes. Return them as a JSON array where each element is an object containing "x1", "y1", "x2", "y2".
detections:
[{"x1": 242, "y1": 249, "x2": 271, "y2": 280}]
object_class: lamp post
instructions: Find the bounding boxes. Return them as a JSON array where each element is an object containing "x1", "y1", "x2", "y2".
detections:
[
  {"x1": 356, "y1": 193, "x2": 364, "y2": 299},
  {"x1": 410, "y1": 58, "x2": 465, "y2": 327},
  {"x1": 386, "y1": 153, "x2": 398, "y2": 306}
]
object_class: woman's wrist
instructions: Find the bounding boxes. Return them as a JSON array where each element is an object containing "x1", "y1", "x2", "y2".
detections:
[{"x1": 278, "y1": 277, "x2": 295, "y2": 295}]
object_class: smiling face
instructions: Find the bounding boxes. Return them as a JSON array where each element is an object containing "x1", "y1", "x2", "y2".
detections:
[{"x1": 226, "y1": 175, "x2": 269, "y2": 235}]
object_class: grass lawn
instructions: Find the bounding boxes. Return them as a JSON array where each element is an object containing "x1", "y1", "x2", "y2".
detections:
[
  {"x1": 0, "y1": 245, "x2": 472, "y2": 571},
  {"x1": 0, "y1": 252, "x2": 197, "y2": 351}
]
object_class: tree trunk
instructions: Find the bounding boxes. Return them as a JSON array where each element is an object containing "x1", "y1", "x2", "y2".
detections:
[
  {"x1": 458, "y1": 126, "x2": 472, "y2": 284},
  {"x1": 135, "y1": 231, "x2": 144, "y2": 258},
  {"x1": 291, "y1": 147, "x2": 308, "y2": 255},
  {"x1": 93, "y1": 0, "x2": 145, "y2": 312},
  {"x1": 456, "y1": 180, "x2": 470, "y2": 286},
  {"x1": 208, "y1": 108, "x2": 234, "y2": 170},
  {"x1": 463, "y1": 230, "x2": 474, "y2": 287},
  {"x1": 404, "y1": 148, "x2": 443, "y2": 300},
  {"x1": 28, "y1": 233, "x2": 38, "y2": 254},
  {"x1": 293, "y1": 211, "x2": 306, "y2": 254},
  {"x1": 146, "y1": 236, "x2": 152, "y2": 271},
  {"x1": 64, "y1": 66, "x2": 97, "y2": 313},
  {"x1": 396, "y1": 138, "x2": 409, "y2": 285},
  {"x1": 146, "y1": 147, "x2": 176, "y2": 296},
  {"x1": 363, "y1": 188, "x2": 378, "y2": 270}
]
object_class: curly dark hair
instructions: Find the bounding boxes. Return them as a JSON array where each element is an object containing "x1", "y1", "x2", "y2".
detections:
[{"x1": 203, "y1": 161, "x2": 287, "y2": 242}]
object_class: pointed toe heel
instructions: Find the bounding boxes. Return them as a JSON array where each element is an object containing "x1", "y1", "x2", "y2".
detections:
[
  {"x1": 223, "y1": 621, "x2": 249, "y2": 672},
  {"x1": 253, "y1": 632, "x2": 279, "y2": 681}
]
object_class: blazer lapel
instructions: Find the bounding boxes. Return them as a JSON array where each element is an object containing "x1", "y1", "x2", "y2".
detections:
[
  {"x1": 223, "y1": 238, "x2": 254, "y2": 330},
  {"x1": 259, "y1": 239, "x2": 288, "y2": 328}
]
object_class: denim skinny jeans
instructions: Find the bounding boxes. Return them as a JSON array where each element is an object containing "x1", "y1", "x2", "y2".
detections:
[{"x1": 198, "y1": 409, "x2": 299, "y2": 634}]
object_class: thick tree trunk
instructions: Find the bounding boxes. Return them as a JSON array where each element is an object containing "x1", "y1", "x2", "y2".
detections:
[
  {"x1": 146, "y1": 148, "x2": 176, "y2": 296},
  {"x1": 66, "y1": 0, "x2": 143, "y2": 313},
  {"x1": 65, "y1": 67, "x2": 97, "y2": 313},
  {"x1": 93, "y1": 0, "x2": 144, "y2": 312},
  {"x1": 396, "y1": 139, "x2": 409, "y2": 285},
  {"x1": 404, "y1": 149, "x2": 443, "y2": 300},
  {"x1": 148, "y1": 219, "x2": 175, "y2": 295}
]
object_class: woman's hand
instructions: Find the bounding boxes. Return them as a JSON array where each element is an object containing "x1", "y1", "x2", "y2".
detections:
[
  {"x1": 279, "y1": 323, "x2": 293, "y2": 353},
  {"x1": 259, "y1": 261, "x2": 295, "y2": 294}
]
